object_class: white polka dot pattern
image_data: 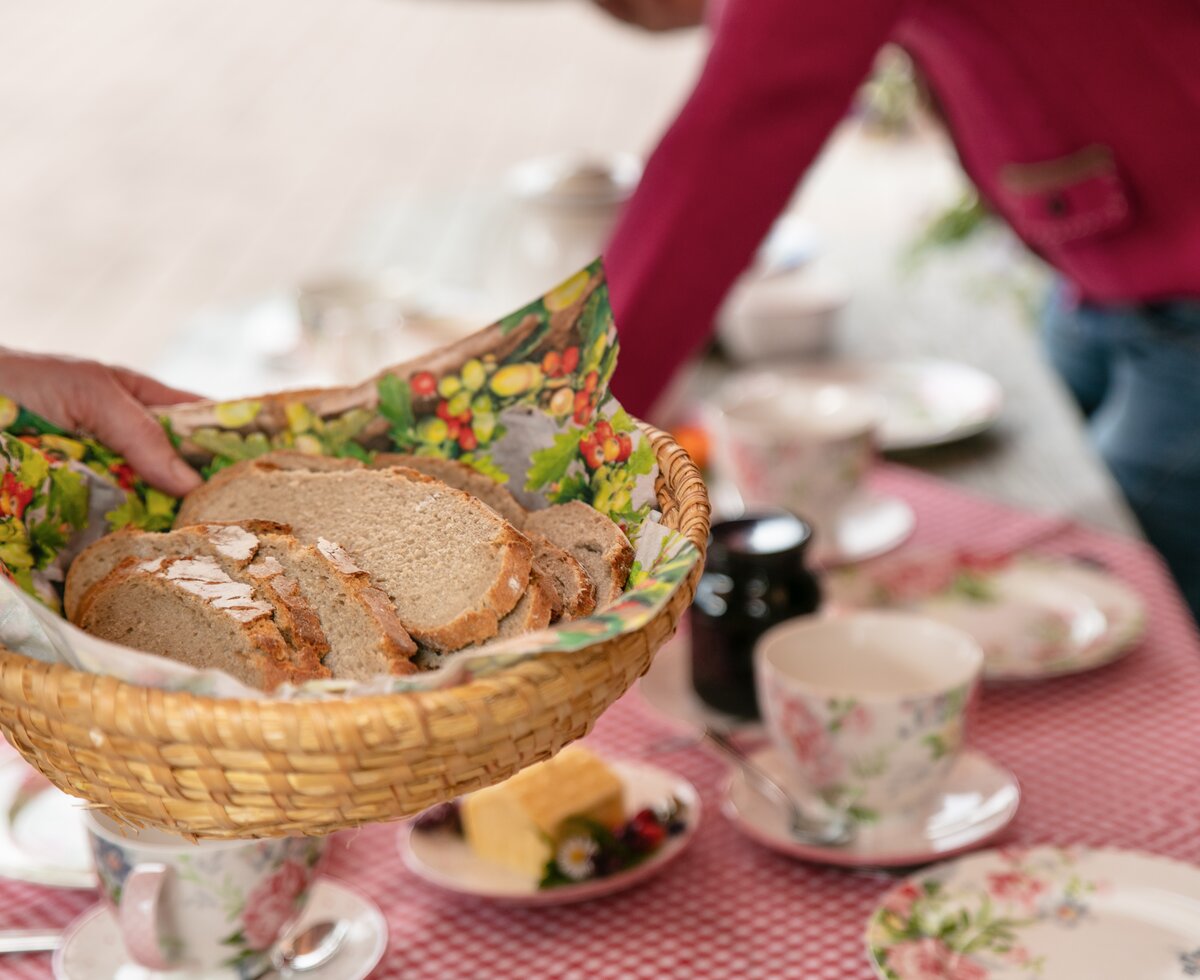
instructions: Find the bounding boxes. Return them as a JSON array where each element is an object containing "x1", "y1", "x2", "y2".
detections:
[{"x1": 0, "y1": 465, "x2": 1196, "y2": 979}]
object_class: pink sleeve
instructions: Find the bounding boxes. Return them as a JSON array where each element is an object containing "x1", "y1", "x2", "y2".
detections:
[{"x1": 605, "y1": 0, "x2": 908, "y2": 416}]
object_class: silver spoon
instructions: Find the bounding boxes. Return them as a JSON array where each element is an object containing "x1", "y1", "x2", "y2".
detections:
[
  {"x1": 0, "y1": 929, "x2": 63, "y2": 954},
  {"x1": 248, "y1": 919, "x2": 350, "y2": 979},
  {"x1": 702, "y1": 726, "x2": 854, "y2": 847}
]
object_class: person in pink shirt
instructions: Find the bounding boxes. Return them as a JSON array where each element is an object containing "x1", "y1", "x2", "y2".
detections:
[{"x1": 597, "y1": 0, "x2": 1200, "y2": 623}]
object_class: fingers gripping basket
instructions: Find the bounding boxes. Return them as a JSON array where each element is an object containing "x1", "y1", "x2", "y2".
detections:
[{"x1": 0, "y1": 424, "x2": 708, "y2": 839}]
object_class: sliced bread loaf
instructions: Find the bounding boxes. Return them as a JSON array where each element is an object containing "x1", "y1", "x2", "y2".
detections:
[
  {"x1": 68, "y1": 523, "x2": 418, "y2": 678},
  {"x1": 526, "y1": 531, "x2": 596, "y2": 621},
  {"x1": 65, "y1": 520, "x2": 287, "y2": 620},
  {"x1": 523, "y1": 502, "x2": 634, "y2": 610},
  {"x1": 75, "y1": 556, "x2": 325, "y2": 691},
  {"x1": 175, "y1": 459, "x2": 533, "y2": 651},
  {"x1": 259, "y1": 536, "x2": 417, "y2": 678},
  {"x1": 371, "y1": 453, "x2": 526, "y2": 526}
]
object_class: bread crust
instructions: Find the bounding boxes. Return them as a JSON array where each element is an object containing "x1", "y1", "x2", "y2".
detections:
[
  {"x1": 527, "y1": 531, "x2": 596, "y2": 621},
  {"x1": 524, "y1": 502, "x2": 633, "y2": 609}
]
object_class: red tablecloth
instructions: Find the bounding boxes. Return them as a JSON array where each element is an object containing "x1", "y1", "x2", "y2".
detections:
[{"x1": 1, "y1": 465, "x2": 1197, "y2": 979}]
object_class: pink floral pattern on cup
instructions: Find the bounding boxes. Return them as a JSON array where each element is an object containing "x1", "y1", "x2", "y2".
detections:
[
  {"x1": 761, "y1": 682, "x2": 974, "y2": 823},
  {"x1": 239, "y1": 859, "x2": 311, "y2": 951}
]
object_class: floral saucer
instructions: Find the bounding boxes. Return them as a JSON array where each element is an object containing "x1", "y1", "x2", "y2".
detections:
[
  {"x1": 815, "y1": 491, "x2": 916, "y2": 568},
  {"x1": 0, "y1": 756, "x2": 95, "y2": 889},
  {"x1": 827, "y1": 553, "x2": 1146, "y2": 680},
  {"x1": 400, "y1": 760, "x2": 700, "y2": 906},
  {"x1": 52, "y1": 877, "x2": 386, "y2": 980},
  {"x1": 867, "y1": 846, "x2": 1200, "y2": 979},
  {"x1": 722, "y1": 745, "x2": 1019, "y2": 868}
]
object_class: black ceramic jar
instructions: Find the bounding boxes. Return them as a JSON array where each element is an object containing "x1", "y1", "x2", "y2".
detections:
[{"x1": 689, "y1": 511, "x2": 821, "y2": 718}]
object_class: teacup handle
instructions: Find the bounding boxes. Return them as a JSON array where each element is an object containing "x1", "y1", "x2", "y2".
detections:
[{"x1": 118, "y1": 863, "x2": 171, "y2": 970}]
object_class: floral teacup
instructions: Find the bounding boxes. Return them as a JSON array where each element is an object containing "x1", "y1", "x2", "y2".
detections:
[
  {"x1": 85, "y1": 812, "x2": 325, "y2": 974},
  {"x1": 754, "y1": 611, "x2": 983, "y2": 824},
  {"x1": 711, "y1": 372, "x2": 880, "y2": 551}
]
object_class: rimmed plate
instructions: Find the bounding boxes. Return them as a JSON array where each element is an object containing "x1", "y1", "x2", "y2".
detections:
[
  {"x1": 867, "y1": 846, "x2": 1200, "y2": 979},
  {"x1": 816, "y1": 491, "x2": 916, "y2": 567},
  {"x1": 53, "y1": 876, "x2": 387, "y2": 980},
  {"x1": 400, "y1": 760, "x2": 699, "y2": 906},
  {"x1": 0, "y1": 757, "x2": 95, "y2": 889},
  {"x1": 722, "y1": 745, "x2": 1019, "y2": 869},
  {"x1": 827, "y1": 554, "x2": 1145, "y2": 680},
  {"x1": 788, "y1": 359, "x2": 1003, "y2": 451}
]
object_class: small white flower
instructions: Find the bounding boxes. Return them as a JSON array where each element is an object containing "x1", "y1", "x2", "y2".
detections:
[{"x1": 555, "y1": 835, "x2": 598, "y2": 881}]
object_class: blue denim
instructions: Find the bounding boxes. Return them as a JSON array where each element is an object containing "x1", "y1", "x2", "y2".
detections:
[{"x1": 1043, "y1": 285, "x2": 1200, "y2": 626}]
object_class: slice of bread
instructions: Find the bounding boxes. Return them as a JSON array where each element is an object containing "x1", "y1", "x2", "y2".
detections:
[
  {"x1": 491, "y1": 568, "x2": 557, "y2": 641},
  {"x1": 371, "y1": 453, "x2": 527, "y2": 526},
  {"x1": 523, "y1": 502, "x2": 634, "y2": 610},
  {"x1": 259, "y1": 536, "x2": 417, "y2": 678},
  {"x1": 242, "y1": 557, "x2": 331, "y2": 677},
  {"x1": 75, "y1": 556, "x2": 324, "y2": 691},
  {"x1": 65, "y1": 520, "x2": 288, "y2": 620},
  {"x1": 526, "y1": 531, "x2": 596, "y2": 621},
  {"x1": 68, "y1": 523, "x2": 418, "y2": 678},
  {"x1": 175, "y1": 458, "x2": 532, "y2": 651}
]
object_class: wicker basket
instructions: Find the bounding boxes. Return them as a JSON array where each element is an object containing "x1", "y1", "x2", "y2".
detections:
[{"x1": 0, "y1": 424, "x2": 708, "y2": 839}]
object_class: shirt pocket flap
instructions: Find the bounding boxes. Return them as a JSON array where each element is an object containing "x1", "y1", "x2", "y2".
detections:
[{"x1": 997, "y1": 145, "x2": 1133, "y2": 247}]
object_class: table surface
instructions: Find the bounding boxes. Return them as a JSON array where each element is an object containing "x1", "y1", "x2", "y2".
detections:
[{"x1": 0, "y1": 466, "x2": 1194, "y2": 979}]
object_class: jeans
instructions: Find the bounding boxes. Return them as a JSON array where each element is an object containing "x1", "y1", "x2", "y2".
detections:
[{"x1": 1043, "y1": 285, "x2": 1200, "y2": 627}]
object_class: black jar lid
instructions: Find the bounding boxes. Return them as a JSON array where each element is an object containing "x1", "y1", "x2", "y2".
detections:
[{"x1": 705, "y1": 510, "x2": 813, "y2": 573}]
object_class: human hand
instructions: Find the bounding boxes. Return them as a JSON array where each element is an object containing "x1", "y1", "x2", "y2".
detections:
[
  {"x1": 0, "y1": 349, "x2": 203, "y2": 496},
  {"x1": 591, "y1": 0, "x2": 706, "y2": 31}
]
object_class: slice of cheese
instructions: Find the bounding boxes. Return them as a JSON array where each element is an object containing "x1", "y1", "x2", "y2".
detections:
[{"x1": 461, "y1": 745, "x2": 625, "y2": 878}]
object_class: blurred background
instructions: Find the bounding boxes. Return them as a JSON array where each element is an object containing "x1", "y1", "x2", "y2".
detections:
[{"x1": 0, "y1": 0, "x2": 1044, "y2": 398}]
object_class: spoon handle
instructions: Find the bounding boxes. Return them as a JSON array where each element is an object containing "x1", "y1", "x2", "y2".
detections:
[
  {"x1": 702, "y1": 727, "x2": 798, "y2": 817},
  {"x1": 0, "y1": 930, "x2": 63, "y2": 953}
]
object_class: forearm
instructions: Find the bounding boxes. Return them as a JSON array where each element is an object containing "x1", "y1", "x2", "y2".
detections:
[{"x1": 605, "y1": 0, "x2": 907, "y2": 416}]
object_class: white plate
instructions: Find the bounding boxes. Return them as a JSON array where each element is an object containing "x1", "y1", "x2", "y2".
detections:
[
  {"x1": 53, "y1": 876, "x2": 386, "y2": 980},
  {"x1": 790, "y1": 359, "x2": 1003, "y2": 451},
  {"x1": 828, "y1": 554, "x2": 1146, "y2": 680},
  {"x1": 816, "y1": 491, "x2": 915, "y2": 567},
  {"x1": 400, "y1": 760, "x2": 699, "y2": 906},
  {"x1": 0, "y1": 757, "x2": 95, "y2": 889},
  {"x1": 723, "y1": 745, "x2": 1019, "y2": 869},
  {"x1": 867, "y1": 847, "x2": 1200, "y2": 979}
]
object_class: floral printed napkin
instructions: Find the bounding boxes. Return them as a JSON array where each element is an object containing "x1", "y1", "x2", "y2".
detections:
[{"x1": 0, "y1": 260, "x2": 702, "y2": 697}]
